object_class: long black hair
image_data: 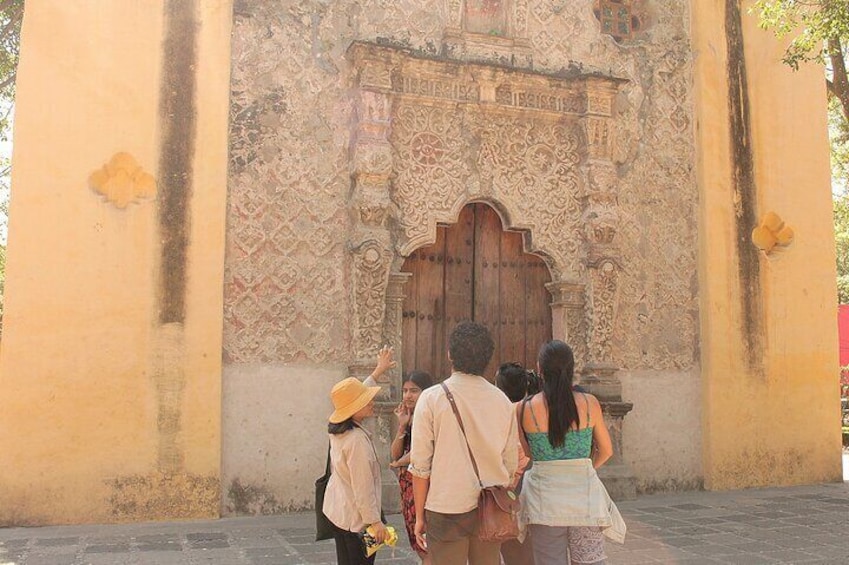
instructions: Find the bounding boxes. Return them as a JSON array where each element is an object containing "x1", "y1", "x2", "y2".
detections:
[
  {"x1": 403, "y1": 370, "x2": 433, "y2": 391},
  {"x1": 538, "y1": 340, "x2": 578, "y2": 448},
  {"x1": 495, "y1": 362, "x2": 532, "y2": 403}
]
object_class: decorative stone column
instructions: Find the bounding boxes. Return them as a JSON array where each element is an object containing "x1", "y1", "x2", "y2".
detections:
[
  {"x1": 375, "y1": 272, "x2": 411, "y2": 511},
  {"x1": 348, "y1": 53, "x2": 406, "y2": 511},
  {"x1": 546, "y1": 280, "x2": 589, "y2": 372},
  {"x1": 578, "y1": 80, "x2": 637, "y2": 500}
]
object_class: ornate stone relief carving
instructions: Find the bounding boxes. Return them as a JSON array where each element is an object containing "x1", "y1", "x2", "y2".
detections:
[
  {"x1": 351, "y1": 240, "x2": 393, "y2": 360},
  {"x1": 226, "y1": 0, "x2": 698, "y2": 377}
]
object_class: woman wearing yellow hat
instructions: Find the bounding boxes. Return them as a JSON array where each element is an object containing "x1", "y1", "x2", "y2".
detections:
[{"x1": 323, "y1": 376, "x2": 387, "y2": 565}]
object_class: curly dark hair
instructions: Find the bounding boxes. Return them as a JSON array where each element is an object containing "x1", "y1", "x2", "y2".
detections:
[{"x1": 448, "y1": 321, "x2": 494, "y2": 376}]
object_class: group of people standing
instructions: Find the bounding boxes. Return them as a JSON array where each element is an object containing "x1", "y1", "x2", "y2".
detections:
[{"x1": 322, "y1": 321, "x2": 625, "y2": 565}]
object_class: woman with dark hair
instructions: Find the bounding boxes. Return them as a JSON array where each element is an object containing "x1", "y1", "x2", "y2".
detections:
[
  {"x1": 323, "y1": 377, "x2": 386, "y2": 565},
  {"x1": 495, "y1": 362, "x2": 536, "y2": 565},
  {"x1": 518, "y1": 340, "x2": 624, "y2": 565},
  {"x1": 389, "y1": 370, "x2": 433, "y2": 565}
]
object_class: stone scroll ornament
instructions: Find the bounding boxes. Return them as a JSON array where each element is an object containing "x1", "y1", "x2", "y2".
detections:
[
  {"x1": 89, "y1": 152, "x2": 156, "y2": 208},
  {"x1": 351, "y1": 239, "x2": 393, "y2": 360}
]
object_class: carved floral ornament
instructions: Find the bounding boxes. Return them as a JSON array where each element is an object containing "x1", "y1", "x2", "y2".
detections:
[{"x1": 89, "y1": 152, "x2": 156, "y2": 209}]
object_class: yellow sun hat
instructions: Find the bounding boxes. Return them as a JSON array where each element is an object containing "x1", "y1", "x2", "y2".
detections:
[{"x1": 329, "y1": 377, "x2": 381, "y2": 423}]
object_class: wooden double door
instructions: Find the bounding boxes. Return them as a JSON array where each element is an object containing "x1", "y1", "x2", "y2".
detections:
[{"x1": 401, "y1": 203, "x2": 552, "y2": 381}]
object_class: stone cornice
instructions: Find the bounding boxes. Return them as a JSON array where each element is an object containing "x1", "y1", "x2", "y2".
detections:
[{"x1": 347, "y1": 41, "x2": 627, "y2": 118}]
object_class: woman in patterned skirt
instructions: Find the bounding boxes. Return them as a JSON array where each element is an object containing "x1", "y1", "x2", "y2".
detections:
[{"x1": 389, "y1": 370, "x2": 433, "y2": 565}]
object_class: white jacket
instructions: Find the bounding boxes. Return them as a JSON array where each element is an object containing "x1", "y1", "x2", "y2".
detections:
[{"x1": 519, "y1": 458, "x2": 626, "y2": 543}]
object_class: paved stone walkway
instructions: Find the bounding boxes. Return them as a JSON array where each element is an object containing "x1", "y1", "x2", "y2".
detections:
[{"x1": 1, "y1": 481, "x2": 847, "y2": 565}]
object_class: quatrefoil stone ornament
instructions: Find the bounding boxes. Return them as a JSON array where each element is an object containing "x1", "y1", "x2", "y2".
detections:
[
  {"x1": 89, "y1": 152, "x2": 156, "y2": 209},
  {"x1": 751, "y1": 211, "x2": 794, "y2": 255}
]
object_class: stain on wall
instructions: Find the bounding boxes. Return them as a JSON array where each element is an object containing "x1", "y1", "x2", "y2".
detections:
[
  {"x1": 724, "y1": 0, "x2": 764, "y2": 376},
  {"x1": 158, "y1": 0, "x2": 198, "y2": 325},
  {"x1": 108, "y1": 472, "x2": 218, "y2": 520}
]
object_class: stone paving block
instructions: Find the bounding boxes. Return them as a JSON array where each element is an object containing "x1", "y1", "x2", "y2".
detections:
[
  {"x1": 1, "y1": 539, "x2": 29, "y2": 548},
  {"x1": 79, "y1": 554, "x2": 140, "y2": 565},
  {"x1": 289, "y1": 541, "x2": 336, "y2": 554},
  {"x1": 684, "y1": 543, "x2": 746, "y2": 557},
  {"x1": 300, "y1": 550, "x2": 339, "y2": 563},
  {"x1": 35, "y1": 538, "x2": 80, "y2": 547},
  {"x1": 729, "y1": 540, "x2": 783, "y2": 553},
  {"x1": 185, "y1": 548, "x2": 245, "y2": 563},
  {"x1": 137, "y1": 541, "x2": 183, "y2": 551},
  {"x1": 130, "y1": 551, "x2": 193, "y2": 564},
  {"x1": 134, "y1": 534, "x2": 182, "y2": 544},
  {"x1": 23, "y1": 554, "x2": 79, "y2": 565},
  {"x1": 759, "y1": 548, "x2": 825, "y2": 562},
  {"x1": 712, "y1": 554, "x2": 779, "y2": 565},
  {"x1": 85, "y1": 543, "x2": 131, "y2": 553}
]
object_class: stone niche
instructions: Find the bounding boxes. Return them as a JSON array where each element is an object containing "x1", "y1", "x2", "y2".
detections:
[{"x1": 346, "y1": 41, "x2": 637, "y2": 501}]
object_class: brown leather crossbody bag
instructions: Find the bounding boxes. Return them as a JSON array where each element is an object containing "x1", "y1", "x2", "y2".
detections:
[{"x1": 440, "y1": 383, "x2": 520, "y2": 543}]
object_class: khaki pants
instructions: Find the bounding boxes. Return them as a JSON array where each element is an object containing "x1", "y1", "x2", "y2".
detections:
[{"x1": 425, "y1": 509, "x2": 501, "y2": 565}]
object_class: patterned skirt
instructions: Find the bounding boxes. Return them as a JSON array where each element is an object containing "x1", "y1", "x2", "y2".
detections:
[{"x1": 398, "y1": 468, "x2": 427, "y2": 554}]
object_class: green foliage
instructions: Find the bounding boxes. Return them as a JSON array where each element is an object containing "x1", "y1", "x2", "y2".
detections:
[
  {"x1": 0, "y1": 0, "x2": 21, "y2": 331},
  {"x1": 0, "y1": 0, "x2": 23, "y2": 141},
  {"x1": 752, "y1": 0, "x2": 849, "y2": 69},
  {"x1": 751, "y1": 1, "x2": 849, "y2": 189},
  {"x1": 835, "y1": 194, "x2": 849, "y2": 303}
]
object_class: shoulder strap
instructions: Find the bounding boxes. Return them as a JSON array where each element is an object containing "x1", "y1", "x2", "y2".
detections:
[
  {"x1": 527, "y1": 394, "x2": 543, "y2": 432},
  {"x1": 582, "y1": 393, "x2": 591, "y2": 427},
  {"x1": 440, "y1": 383, "x2": 483, "y2": 487}
]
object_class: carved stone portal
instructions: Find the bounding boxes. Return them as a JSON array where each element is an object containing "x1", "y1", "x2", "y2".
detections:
[{"x1": 347, "y1": 41, "x2": 636, "y2": 500}]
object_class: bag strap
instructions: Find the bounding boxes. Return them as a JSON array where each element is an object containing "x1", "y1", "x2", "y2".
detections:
[
  {"x1": 440, "y1": 382, "x2": 483, "y2": 487},
  {"x1": 324, "y1": 444, "x2": 331, "y2": 476}
]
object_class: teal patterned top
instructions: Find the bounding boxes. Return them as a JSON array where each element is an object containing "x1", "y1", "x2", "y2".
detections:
[{"x1": 524, "y1": 394, "x2": 593, "y2": 461}]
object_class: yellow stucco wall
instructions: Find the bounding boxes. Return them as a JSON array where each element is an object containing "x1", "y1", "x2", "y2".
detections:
[
  {"x1": 694, "y1": 1, "x2": 843, "y2": 489},
  {"x1": 0, "y1": 1, "x2": 232, "y2": 524}
]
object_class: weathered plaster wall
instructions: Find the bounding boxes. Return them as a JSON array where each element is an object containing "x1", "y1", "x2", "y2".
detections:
[
  {"x1": 0, "y1": 1, "x2": 233, "y2": 524},
  {"x1": 225, "y1": 0, "x2": 700, "y2": 509},
  {"x1": 694, "y1": 0, "x2": 842, "y2": 488}
]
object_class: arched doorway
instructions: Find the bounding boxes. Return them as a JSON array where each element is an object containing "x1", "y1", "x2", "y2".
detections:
[{"x1": 401, "y1": 203, "x2": 552, "y2": 381}]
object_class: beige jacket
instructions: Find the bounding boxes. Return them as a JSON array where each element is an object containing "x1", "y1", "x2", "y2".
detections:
[
  {"x1": 409, "y1": 372, "x2": 519, "y2": 514},
  {"x1": 322, "y1": 424, "x2": 382, "y2": 532}
]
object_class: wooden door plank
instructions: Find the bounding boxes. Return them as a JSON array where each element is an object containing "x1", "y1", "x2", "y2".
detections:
[
  {"x1": 499, "y1": 229, "x2": 526, "y2": 369},
  {"x1": 524, "y1": 255, "x2": 552, "y2": 370},
  {"x1": 473, "y1": 204, "x2": 503, "y2": 380},
  {"x1": 443, "y1": 205, "x2": 475, "y2": 380},
  {"x1": 414, "y1": 227, "x2": 445, "y2": 381}
]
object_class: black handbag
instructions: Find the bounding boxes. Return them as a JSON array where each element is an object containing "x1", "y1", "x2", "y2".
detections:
[{"x1": 315, "y1": 446, "x2": 335, "y2": 541}]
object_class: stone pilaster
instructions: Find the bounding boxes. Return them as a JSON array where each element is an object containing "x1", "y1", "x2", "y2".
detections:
[
  {"x1": 579, "y1": 81, "x2": 636, "y2": 500},
  {"x1": 546, "y1": 280, "x2": 588, "y2": 372}
]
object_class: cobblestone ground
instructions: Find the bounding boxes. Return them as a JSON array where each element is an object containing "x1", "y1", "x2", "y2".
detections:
[{"x1": 0, "y1": 481, "x2": 847, "y2": 565}]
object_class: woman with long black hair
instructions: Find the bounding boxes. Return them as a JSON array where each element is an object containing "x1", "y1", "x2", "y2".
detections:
[{"x1": 518, "y1": 340, "x2": 624, "y2": 565}]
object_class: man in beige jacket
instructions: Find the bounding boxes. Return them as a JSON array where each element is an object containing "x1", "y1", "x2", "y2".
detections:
[{"x1": 409, "y1": 321, "x2": 519, "y2": 565}]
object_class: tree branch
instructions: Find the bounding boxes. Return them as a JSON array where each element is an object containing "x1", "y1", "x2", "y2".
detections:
[{"x1": 828, "y1": 37, "x2": 849, "y2": 125}]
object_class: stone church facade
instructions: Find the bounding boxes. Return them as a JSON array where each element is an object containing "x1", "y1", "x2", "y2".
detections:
[
  {"x1": 0, "y1": 1, "x2": 841, "y2": 525},
  {"x1": 224, "y1": 0, "x2": 698, "y2": 512}
]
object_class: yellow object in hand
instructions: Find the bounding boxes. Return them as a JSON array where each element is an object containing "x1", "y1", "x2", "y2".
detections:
[{"x1": 362, "y1": 524, "x2": 398, "y2": 557}]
